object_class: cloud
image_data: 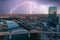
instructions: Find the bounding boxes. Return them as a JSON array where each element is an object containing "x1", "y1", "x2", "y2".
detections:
[{"x1": 0, "y1": 0, "x2": 60, "y2": 14}]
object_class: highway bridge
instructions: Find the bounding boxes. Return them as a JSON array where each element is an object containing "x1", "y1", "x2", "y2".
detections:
[{"x1": 0, "y1": 30, "x2": 60, "y2": 35}]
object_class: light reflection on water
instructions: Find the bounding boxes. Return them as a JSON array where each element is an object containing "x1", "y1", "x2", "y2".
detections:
[{"x1": 6, "y1": 20, "x2": 19, "y2": 29}]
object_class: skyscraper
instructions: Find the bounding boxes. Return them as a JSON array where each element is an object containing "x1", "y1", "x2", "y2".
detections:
[
  {"x1": 48, "y1": 7, "x2": 58, "y2": 27},
  {"x1": 49, "y1": 7, "x2": 57, "y2": 18}
]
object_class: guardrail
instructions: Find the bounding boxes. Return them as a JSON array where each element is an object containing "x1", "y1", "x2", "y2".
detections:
[{"x1": 0, "y1": 30, "x2": 60, "y2": 35}]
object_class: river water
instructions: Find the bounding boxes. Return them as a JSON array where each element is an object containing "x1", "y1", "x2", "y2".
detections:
[{"x1": 3, "y1": 20, "x2": 29, "y2": 40}]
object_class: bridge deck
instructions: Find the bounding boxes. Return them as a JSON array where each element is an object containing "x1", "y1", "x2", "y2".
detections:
[{"x1": 0, "y1": 30, "x2": 60, "y2": 35}]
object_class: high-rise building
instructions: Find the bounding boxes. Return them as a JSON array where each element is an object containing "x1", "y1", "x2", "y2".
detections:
[
  {"x1": 58, "y1": 15, "x2": 60, "y2": 24},
  {"x1": 49, "y1": 7, "x2": 57, "y2": 18},
  {"x1": 48, "y1": 7, "x2": 58, "y2": 27}
]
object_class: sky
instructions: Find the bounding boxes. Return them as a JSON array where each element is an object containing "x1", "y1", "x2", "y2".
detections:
[{"x1": 0, "y1": 0, "x2": 60, "y2": 14}]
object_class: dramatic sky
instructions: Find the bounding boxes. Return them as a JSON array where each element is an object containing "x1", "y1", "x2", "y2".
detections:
[{"x1": 0, "y1": 0, "x2": 60, "y2": 14}]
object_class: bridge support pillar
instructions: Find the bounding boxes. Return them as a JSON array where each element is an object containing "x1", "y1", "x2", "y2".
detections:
[{"x1": 9, "y1": 32, "x2": 12, "y2": 40}]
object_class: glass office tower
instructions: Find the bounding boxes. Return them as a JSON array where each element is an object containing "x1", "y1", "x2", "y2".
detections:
[{"x1": 48, "y1": 7, "x2": 58, "y2": 27}]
